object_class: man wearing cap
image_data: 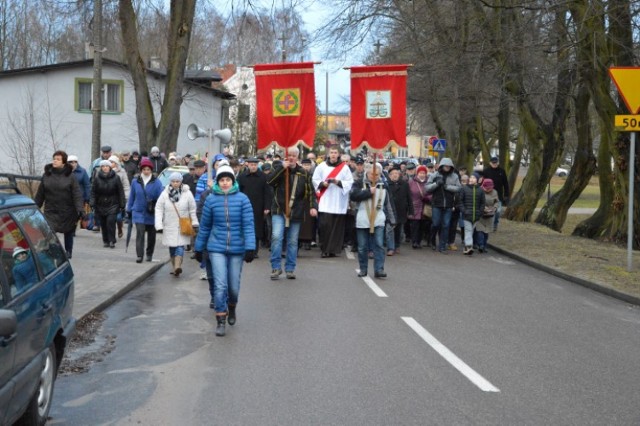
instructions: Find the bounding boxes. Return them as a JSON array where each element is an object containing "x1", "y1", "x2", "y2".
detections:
[
  {"x1": 403, "y1": 161, "x2": 416, "y2": 182},
  {"x1": 120, "y1": 150, "x2": 138, "y2": 183},
  {"x1": 182, "y1": 160, "x2": 198, "y2": 197},
  {"x1": 483, "y1": 156, "x2": 510, "y2": 231},
  {"x1": 189, "y1": 159, "x2": 206, "y2": 198},
  {"x1": 148, "y1": 146, "x2": 169, "y2": 173},
  {"x1": 91, "y1": 145, "x2": 113, "y2": 180},
  {"x1": 312, "y1": 145, "x2": 354, "y2": 258},
  {"x1": 237, "y1": 157, "x2": 270, "y2": 257}
]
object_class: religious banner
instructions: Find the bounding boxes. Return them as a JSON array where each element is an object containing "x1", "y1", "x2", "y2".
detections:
[
  {"x1": 254, "y1": 62, "x2": 316, "y2": 151},
  {"x1": 350, "y1": 64, "x2": 408, "y2": 151}
]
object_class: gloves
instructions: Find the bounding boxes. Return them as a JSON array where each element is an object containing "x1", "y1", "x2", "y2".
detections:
[
  {"x1": 156, "y1": 228, "x2": 163, "y2": 234},
  {"x1": 434, "y1": 176, "x2": 444, "y2": 186},
  {"x1": 194, "y1": 251, "x2": 203, "y2": 263},
  {"x1": 243, "y1": 250, "x2": 255, "y2": 263}
]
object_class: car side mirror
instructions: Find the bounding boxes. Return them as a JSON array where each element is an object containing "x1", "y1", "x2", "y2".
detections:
[{"x1": 0, "y1": 309, "x2": 17, "y2": 339}]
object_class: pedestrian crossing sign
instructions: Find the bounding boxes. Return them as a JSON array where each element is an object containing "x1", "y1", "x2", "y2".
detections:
[{"x1": 433, "y1": 139, "x2": 446, "y2": 152}]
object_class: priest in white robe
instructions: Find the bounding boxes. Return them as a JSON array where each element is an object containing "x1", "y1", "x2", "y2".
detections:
[{"x1": 312, "y1": 146, "x2": 354, "y2": 257}]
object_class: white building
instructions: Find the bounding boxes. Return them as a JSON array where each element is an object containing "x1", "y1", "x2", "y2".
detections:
[{"x1": 0, "y1": 59, "x2": 234, "y2": 175}]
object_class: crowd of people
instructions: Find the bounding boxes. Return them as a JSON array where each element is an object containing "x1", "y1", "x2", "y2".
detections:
[{"x1": 34, "y1": 144, "x2": 510, "y2": 337}]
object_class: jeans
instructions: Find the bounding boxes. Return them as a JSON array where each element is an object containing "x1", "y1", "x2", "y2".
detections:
[
  {"x1": 270, "y1": 214, "x2": 301, "y2": 272},
  {"x1": 385, "y1": 223, "x2": 395, "y2": 251},
  {"x1": 463, "y1": 220, "x2": 476, "y2": 246},
  {"x1": 169, "y1": 246, "x2": 185, "y2": 257},
  {"x1": 135, "y1": 223, "x2": 156, "y2": 258},
  {"x1": 476, "y1": 231, "x2": 489, "y2": 249},
  {"x1": 210, "y1": 252, "x2": 243, "y2": 314},
  {"x1": 356, "y1": 226, "x2": 385, "y2": 273},
  {"x1": 431, "y1": 207, "x2": 452, "y2": 251},
  {"x1": 493, "y1": 200, "x2": 503, "y2": 230}
]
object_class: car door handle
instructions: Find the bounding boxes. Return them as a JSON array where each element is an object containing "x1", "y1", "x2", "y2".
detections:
[
  {"x1": 0, "y1": 333, "x2": 17, "y2": 347},
  {"x1": 38, "y1": 303, "x2": 53, "y2": 319}
]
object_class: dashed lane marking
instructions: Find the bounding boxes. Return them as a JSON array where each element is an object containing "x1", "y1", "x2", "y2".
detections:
[
  {"x1": 401, "y1": 317, "x2": 500, "y2": 393},
  {"x1": 357, "y1": 269, "x2": 388, "y2": 297}
]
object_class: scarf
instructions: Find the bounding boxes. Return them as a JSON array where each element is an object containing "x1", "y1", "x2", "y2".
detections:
[
  {"x1": 168, "y1": 185, "x2": 182, "y2": 203},
  {"x1": 141, "y1": 174, "x2": 151, "y2": 186}
]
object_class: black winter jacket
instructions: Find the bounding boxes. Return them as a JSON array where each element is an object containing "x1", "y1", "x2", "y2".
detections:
[
  {"x1": 459, "y1": 184, "x2": 486, "y2": 223},
  {"x1": 387, "y1": 178, "x2": 414, "y2": 224},
  {"x1": 90, "y1": 170, "x2": 126, "y2": 215},
  {"x1": 267, "y1": 164, "x2": 317, "y2": 222},
  {"x1": 35, "y1": 163, "x2": 84, "y2": 233}
]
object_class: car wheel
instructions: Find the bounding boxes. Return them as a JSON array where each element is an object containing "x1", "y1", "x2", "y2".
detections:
[
  {"x1": 558, "y1": 171, "x2": 567, "y2": 177},
  {"x1": 16, "y1": 344, "x2": 57, "y2": 426}
]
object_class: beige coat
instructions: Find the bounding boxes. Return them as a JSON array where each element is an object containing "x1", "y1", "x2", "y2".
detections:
[{"x1": 155, "y1": 185, "x2": 199, "y2": 247}]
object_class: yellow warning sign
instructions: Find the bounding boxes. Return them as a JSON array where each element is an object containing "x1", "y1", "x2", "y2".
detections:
[
  {"x1": 609, "y1": 67, "x2": 640, "y2": 114},
  {"x1": 615, "y1": 115, "x2": 640, "y2": 131}
]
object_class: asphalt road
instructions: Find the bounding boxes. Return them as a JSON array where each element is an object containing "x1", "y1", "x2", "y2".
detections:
[{"x1": 49, "y1": 247, "x2": 640, "y2": 425}]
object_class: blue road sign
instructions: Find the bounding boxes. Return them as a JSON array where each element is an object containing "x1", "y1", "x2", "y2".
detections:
[{"x1": 433, "y1": 139, "x2": 447, "y2": 152}]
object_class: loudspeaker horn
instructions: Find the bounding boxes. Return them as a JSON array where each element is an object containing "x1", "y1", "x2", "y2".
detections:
[
  {"x1": 213, "y1": 128, "x2": 232, "y2": 144},
  {"x1": 187, "y1": 123, "x2": 208, "y2": 140}
]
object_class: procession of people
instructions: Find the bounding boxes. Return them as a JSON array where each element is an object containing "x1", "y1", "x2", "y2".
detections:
[{"x1": 34, "y1": 141, "x2": 506, "y2": 340}]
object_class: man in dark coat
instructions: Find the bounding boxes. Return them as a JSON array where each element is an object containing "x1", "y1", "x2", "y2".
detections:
[
  {"x1": 482, "y1": 156, "x2": 510, "y2": 231},
  {"x1": 121, "y1": 150, "x2": 139, "y2": 183},
  {"x1": 386, "y1": 166, "x2": 414, "y2": 255},
  {"x1": 237, "y1": 157, "x2": 270, "y2": 257},
  {"x1": 149, "y1": 146, "x2": 169, "y2": 174}
]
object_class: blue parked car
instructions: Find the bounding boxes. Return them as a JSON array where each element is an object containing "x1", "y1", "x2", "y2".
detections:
[{"x1": 0, "y1": 177, "x2": 75, "y2": 425}]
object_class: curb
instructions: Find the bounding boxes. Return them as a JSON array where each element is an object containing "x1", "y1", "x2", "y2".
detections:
[
  {"x1": 80, "y1": 260, "x2": 169, "y2": 321},
  {"x1": 488, "y1": 244, "x2": 640, "y2": 306}
]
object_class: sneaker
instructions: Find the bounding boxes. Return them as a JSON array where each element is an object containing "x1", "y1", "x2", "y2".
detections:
[
  {"x1": 93, "y1": 227, "x2": 101, "y2": 233},
  {"x1": 368, "y1": 251, "x2": 373, "y2": 259},
  {"x1": 448, "y1": 244, "x2": 458, "y2": 251},
  {"x1": 286, "y1": 271, "x2": 296, "y2": 279},
  {"x1": 200, "y1": 270, "x2": 208, "y2": 280},
  {"x1": 374, "y1": 270, "x2": 387, "y2": 278},
  {"x1": 387, "y1": 250, "x2": 394, "y2": 256},
  {"x1": 270, "y1": 269, "x2": 283, "y2": 280},
  {"x1": 357, "y1": 270, "x2": 367, "y2": 277},
  {"x1": 463, "y1": 246, "x2": 474, "y2": 255}
]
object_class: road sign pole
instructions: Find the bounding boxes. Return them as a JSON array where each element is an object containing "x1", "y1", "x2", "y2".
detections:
[{"x1": 628, "y1": 132, "x2": 636, "y2": 272}]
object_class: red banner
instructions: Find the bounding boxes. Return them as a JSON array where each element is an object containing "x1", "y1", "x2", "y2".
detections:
[
  {"x1": 350, "y1": 64, "x2": 408, "y2": 151},
  {"x1": 255, "y1": 62, "x2": 316, "y2": 151}
]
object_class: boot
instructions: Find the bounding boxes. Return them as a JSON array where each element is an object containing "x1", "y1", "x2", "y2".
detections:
[
  {"x1": 215, "y1": 315, "x2": 226, "y2": 336},
  {"x1": 169, "y1": 256, "x2": 175, "y2": 274},
  {"x1": 227, "y1": 304, "x2": 236, "y2": 325},
  {"x1": 174, "y1": 255, "x2": 183, "y2": 277}
]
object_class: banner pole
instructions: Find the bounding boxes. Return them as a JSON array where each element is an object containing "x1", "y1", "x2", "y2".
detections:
[
  {"x1": 369, "y1": 155, "x2": 377, "y2": 234},
  {"x1": 285, "y1": 147, "x2": 290, "y2": 228}
]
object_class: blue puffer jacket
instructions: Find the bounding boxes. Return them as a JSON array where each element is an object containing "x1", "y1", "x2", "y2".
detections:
[
  {"x1": 194, "y1": 181, "x2": 255, "y2": 255},
  {"x1": 127, "y1": 175, "x2": 164, "y2": 225}
]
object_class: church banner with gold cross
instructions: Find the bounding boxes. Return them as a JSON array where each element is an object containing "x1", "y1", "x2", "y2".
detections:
[
  {"x1": 350, "y1": 64, "x2": 408, "y2": 151},
  {"x1": 255, "y1": 62, "x2": 316, "y2": 151}
]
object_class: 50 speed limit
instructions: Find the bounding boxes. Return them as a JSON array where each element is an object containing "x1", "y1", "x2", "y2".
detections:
[{"x1": 615, "y1": 115, "x2": 640, "y2": 131}]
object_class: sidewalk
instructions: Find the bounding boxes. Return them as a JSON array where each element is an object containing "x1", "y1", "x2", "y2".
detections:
[{"x1": 69, "y1": 228, "x2": 167, "y2": 320}]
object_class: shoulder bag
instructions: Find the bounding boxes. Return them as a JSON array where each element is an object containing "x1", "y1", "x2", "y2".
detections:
[{"x1": 172, "y1": 201, "x2": 195, "y2": 236}]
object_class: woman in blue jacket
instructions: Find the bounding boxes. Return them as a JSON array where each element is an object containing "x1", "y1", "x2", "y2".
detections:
[
  {"x1": 194, "y1": 165, "x2": 255, "y2": 337},
  {"x1": 126, "y1": 158, "x2": 164, "y2": 262}
]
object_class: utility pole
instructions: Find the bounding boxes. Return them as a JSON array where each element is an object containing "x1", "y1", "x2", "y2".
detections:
[
  {"x1": 374, "y1": 40, "x2": 383, "y2": 57},
  {"x1": 91, "y1": 0, "x2": 103, "y2": 161},
  {"x1": 278, "y1": 35, "x2": 287, "y2": 62}
]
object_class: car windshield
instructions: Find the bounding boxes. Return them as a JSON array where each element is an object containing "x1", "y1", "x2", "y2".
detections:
[{"x1": 157, "y1": 167, "x2": 189, "y2": 186}]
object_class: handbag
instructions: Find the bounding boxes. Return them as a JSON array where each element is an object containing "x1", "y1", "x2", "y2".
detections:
[
  {"x1": 172, "y1": 202, "x2": 195, "y2": 236},
  {"x1": 416, "y1": 181, "x2": 432, "y2": 219},
  {"x1": 422, "y1": 204, "x2": 433, "y2": 219},
  {"x1": 141, "y1": 182, "x2": 156, "y2": 214},
  {"x1": 80, "y1": 203, "x2": 91, "y2": 229}
]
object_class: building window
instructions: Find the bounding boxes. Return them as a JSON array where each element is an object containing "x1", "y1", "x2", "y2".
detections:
[{"x1": 75, "y1": 78, "x2": 124, "y2": 113}]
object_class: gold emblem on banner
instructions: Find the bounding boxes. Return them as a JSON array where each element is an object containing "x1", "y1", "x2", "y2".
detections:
[
  {"x1": 273, "y1": 89, "x2": 301, "y2": 117},
  {"x1": 366, "y1": 91, "x2": 391, "y2": 119}
]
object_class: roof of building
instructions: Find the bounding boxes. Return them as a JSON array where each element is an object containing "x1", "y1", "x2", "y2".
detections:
[{"x1": 0, "y1": 58, "x2": 235, "y2": 99}]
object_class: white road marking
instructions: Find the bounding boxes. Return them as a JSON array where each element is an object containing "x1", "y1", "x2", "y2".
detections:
[
  {"x1": 401, "y1": 317, "x2": 500, "y2": 393},
  {"x1": 356, "y1": 269, "x2": 388, "y2": 297}
]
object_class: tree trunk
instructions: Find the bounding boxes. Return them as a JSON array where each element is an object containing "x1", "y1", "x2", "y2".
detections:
[
  {"x1": 535, "y1": 82, "x2": 597, "y2": 231},
  {"x1": 119, "y1": 0, "x2": 157, "y2": 153},
  {"x1": 156, "y1": 0, "x2": 197, "y2": 154}
]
